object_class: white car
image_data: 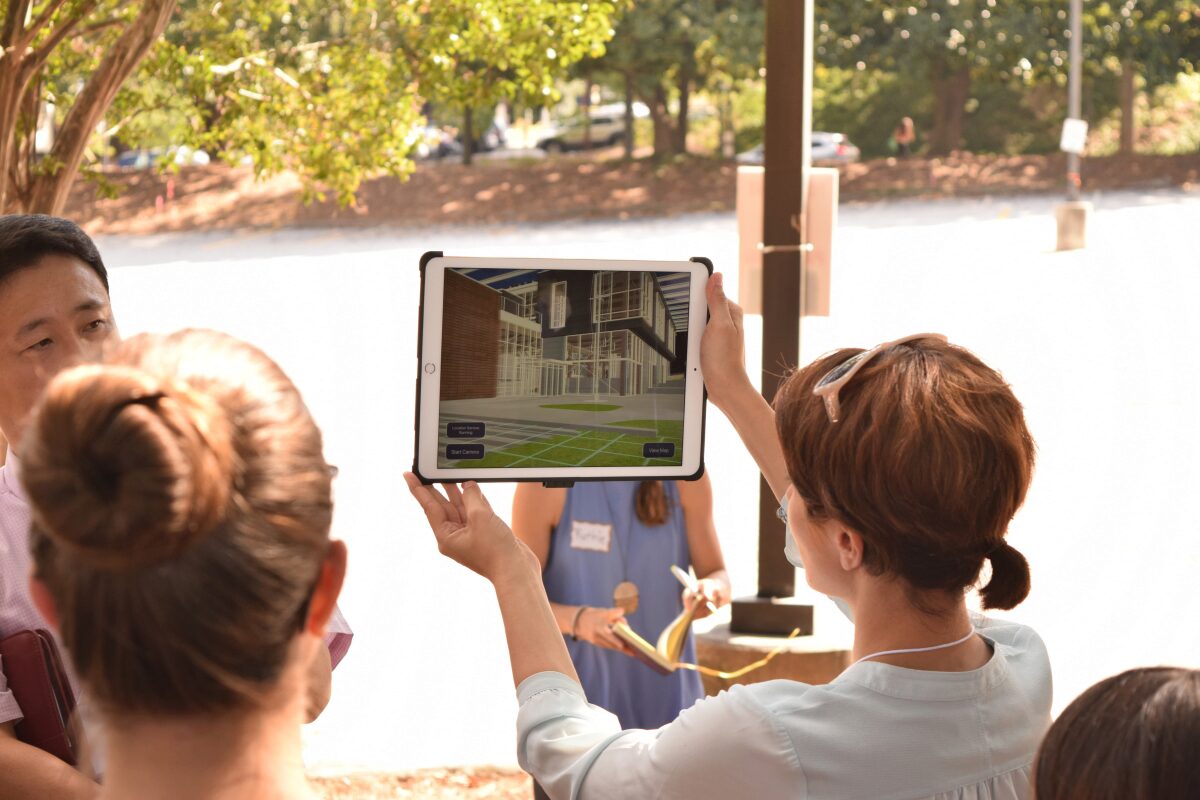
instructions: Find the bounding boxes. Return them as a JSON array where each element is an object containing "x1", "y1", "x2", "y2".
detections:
[
  {"x1": 736, "y1": 132, "x2": 861, "y2": 165},
  {"x1": 537, "y1": 115, "x2": 626, "y2": 153}
]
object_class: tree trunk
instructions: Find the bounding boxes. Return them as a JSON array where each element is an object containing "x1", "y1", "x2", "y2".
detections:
[
  {"x1": 623, "y1": 72, "x2": 635, "y2": 160},
  {"x1": 27, "y1": 0, "x2": 178, "y2": 214},
  {"x1": 1119, "y1": 57, "x2": 1136, "y2": 156},
  {"x1": 674, "y1": 69, "x2": 691, "y2": 155},
  {"x1": 0, "y1": 13, "x2": 31, "y2": 212},
  {"x1": 582, "y1": 78, "x2": 592, "y2": 149},
  {"x1": 928, "y1": 66, "x2": 971, "y2": 156},
  {"x1": 718, "y1": 91, "x2": 734, "y2": 158},
  {"x1": 650, "y1": 83, "x2": 674, "y2": 157},
  {"x1": 461, "y1": 107, "x2": 474, "y2": 166}
]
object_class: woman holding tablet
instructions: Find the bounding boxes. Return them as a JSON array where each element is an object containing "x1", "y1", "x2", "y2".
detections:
[
  {"x1": 512, "y1": 478, "x2": 729, "y2": 729},
  {"x1": 405, "y1": 273, "x2": 1051, "y2": 799}
]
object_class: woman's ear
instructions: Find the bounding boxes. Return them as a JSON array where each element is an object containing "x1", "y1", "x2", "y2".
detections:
[
  {"x1": 835, "y1": 527, "x2": 865, "y2": 572},
  {"x1": 28, "y1": 578, "x2": 60, "y2": 631},
  {"x1": 304, "y1": 540, "x2": 347, "y2": 637}
]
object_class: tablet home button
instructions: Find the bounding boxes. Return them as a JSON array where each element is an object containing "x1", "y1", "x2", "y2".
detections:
[{"x1": 424, "y1": 363, "x2": 436, "y2": 374}]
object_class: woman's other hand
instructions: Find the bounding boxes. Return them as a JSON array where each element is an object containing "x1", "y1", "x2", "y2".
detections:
[
  {"x1": 701, "y1": 273, "x2": 752, "y2": 411},
  {"x1": 576, "y1": 606, "x2": 636, "y2": 656},
  {"x1": 683, "y1": 577, "x2": 731, "y2": 620},
  {"x1": 404, "y1": 474, "x2": 538, "y2": 582}
]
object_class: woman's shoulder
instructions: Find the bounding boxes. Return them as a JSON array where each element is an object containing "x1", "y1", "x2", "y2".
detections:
[{"x1": 972, "y1": 614, "x2": 1049, "y2": 660}]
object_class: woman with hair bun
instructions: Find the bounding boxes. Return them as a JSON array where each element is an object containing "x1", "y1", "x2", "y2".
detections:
[
  {"x1": 407, "y1": 272, "x2": 1052, "y2": 799},
  {"x1": 20, "y1": 329, "x2": 346, "y2": 800}
]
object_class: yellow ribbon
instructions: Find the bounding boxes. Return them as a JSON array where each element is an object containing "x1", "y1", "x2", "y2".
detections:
[{"x1": 676, "y1": 628, "x2": 803, "y2": 681}]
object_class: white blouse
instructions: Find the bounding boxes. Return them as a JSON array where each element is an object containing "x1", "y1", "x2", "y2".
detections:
[{"x1": 516, "y1": 615, "x2": 1051, "y2": 800}]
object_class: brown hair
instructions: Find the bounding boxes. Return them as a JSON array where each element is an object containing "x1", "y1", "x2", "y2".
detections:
[
  {"x1": 1035, "y1": 667, "x2": 1200, "y2": 799},
  {"x1": 21, "y1": 329, "x2": 334, "y2": 716},
  {"x1": 634, "y1": 481, "x2": 670, "y2": 526},
  {"x1": 774, "y1": 336, "x2": 1035, "y2": 610}
]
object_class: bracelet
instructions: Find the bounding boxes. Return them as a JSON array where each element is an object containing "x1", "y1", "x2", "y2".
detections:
[{"x1": 570, "y1": 605, "x2": 589, "y2": 641}]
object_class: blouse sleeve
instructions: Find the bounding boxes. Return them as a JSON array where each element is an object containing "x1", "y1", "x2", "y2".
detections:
[
  {"x1": 517, "y1": 672, "x2": 802, "y2": 800},
  {"x1": 0, "y1": 657, "x2": 24, "y2": 726}
]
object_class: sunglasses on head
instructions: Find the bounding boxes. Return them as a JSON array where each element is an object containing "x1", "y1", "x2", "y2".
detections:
[{"x1": 811, "y1": 333, "x2": 948, "y2": 423}]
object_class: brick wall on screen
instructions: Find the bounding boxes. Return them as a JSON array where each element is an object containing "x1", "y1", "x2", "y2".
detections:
[{"x1": 442, "y1": 270, "x2": 500, "y2": 400}]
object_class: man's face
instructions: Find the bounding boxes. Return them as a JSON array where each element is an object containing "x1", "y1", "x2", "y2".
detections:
[{"x1": 0, "y1": 254, "x2": 117, "y2": 451}]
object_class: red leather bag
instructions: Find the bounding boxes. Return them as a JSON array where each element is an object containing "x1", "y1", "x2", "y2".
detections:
[{"x1": 0, "y1": 629, "x2": 77, "y2": 764}]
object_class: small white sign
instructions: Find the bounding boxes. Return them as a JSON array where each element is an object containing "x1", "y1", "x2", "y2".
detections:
[
  {"x1": 570, "y1": 520, "x2": 613, "y2": 553},
  {"x1": 1060, "y1": 118, "x2": 1089, "y2": 154}
]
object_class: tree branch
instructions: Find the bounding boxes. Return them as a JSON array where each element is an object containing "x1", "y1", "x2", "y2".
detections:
[
  {"x1": 2, "y1": 0, "x2": 33, "y2": 48},
  {"x1": 21, "y1": 0, "x2": 102, "y2": 81},
  {"x1": 31, "y1": 0, "x2": 178, "y2": 212},
  {"x1": 23, "y1": 0, "x2": 71, "y2": 45},
  {"x1": 8, "y1": 163, "x2": 31, "y2": 209},
  {"x1": 80, "y1": 15, "x2": 125, "y2": 36}
]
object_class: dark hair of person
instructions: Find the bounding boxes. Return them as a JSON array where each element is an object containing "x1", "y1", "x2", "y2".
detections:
[
  {"x1": 634, "y1": 481, "x2": 671, "y2": 526},
  {"x1": 773, "y1": 335, "x2": 1035, "y2": 611},
  {"x1": 1035, "y1": 667, "x2": 1200, "y2": 799},
  {"x1": 0, "y1": 214, "x2": 109, "y2": 290},
  {"x1": 21, "y1": 329, "x2": 333, "y2": 716}
]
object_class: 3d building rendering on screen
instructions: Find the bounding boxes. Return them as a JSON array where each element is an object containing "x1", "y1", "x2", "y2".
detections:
[{"x1": 441, "y1": 268, "x2": 689, "y2": 402}]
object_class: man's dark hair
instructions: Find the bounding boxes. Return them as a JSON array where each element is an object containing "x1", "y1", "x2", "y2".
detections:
[{"x1": 0, "y1": 214, "x2": 109, "y2": 291}]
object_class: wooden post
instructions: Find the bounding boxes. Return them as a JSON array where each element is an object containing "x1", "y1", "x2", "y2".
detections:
[{"x1": 728, "y1": 0, "x2": 815, "y2": 635}]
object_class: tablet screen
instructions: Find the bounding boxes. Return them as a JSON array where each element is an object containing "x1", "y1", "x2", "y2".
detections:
[{"x1": 436, "y1": 266, "x2": 693, "y2": 471}]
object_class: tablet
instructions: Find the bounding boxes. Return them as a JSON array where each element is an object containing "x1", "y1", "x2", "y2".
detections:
[{"x1": 414, "y1": 254, "x2": 710, "y2": 484}]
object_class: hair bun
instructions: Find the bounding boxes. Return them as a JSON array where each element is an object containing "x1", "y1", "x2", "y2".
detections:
[
  {"x1": 22, "y1": 364, "x2": 235, "y2": 571},
  {"x1": 978, "y1": 540, "x2": 1031, "y2": 610}
]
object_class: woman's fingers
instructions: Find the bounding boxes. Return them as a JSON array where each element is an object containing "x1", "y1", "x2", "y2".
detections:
[
  {"x1": 706, "y1": 273, "x2": 731, "y2": 325},
  {"x1": 443, "y1": 482, "x2": 467, "y2": 523},
  {"x1": 404, "y1": 473, "x2": 449, "y2": 527},
  {"x1": 404, "y1": 473, "x2": 465, "y2": 526},
  {"x1": 596, "y1": 628, "x2": 634, "y2": 655},
  {"x1": 462, "y1": 480, "x2": 497, "y2": 522}
]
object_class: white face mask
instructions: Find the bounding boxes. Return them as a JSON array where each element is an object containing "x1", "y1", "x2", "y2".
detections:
[{"x1": 781, "y1": 500, "x2": 855, "y2": 623}]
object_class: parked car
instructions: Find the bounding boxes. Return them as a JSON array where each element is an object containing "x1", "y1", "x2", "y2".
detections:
[
  {"x1": 114, "y1": 146, "x2": 211, "y2": 169},
  {"x1": 537, "y1": 115, "x2": 625, "y2": 154},
  {"x1": 736, "y1": 132, "x2": 861, "y2": 165},
  {"x1": 414, "y1": 126, "x2": 463, "y2": 160}
]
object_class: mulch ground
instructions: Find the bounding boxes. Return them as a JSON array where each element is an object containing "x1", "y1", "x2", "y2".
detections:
[
  {"x1": 65, "y1": 151, "x2": 1200, "y2": 236},
  {"x1": 311, "y1": 768, "x2": 531, "y2": 799}
]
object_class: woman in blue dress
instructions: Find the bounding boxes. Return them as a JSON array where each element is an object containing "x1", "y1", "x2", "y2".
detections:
[{"x1": 512, "y1": 475, "x2": 730, "y2": 732}]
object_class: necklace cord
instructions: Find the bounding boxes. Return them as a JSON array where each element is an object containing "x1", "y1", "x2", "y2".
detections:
[{"x1": 850, "y1": 627, "x2": 978, "y2": 669}]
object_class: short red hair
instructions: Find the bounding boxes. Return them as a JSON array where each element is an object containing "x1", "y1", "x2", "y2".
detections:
[{"x1": 774, "y1": 336, "x2": 1035, "y2": 610}]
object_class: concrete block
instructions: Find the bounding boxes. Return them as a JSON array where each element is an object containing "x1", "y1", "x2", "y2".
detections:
[{"x1": 1056, "y1": 201, "x2": 1092, "y2": 251}]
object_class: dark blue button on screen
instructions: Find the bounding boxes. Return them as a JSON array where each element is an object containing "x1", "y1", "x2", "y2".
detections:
[
  {"x1": 447, "y1": 422, "x2": 486, "y2": 439},
  {"x1": 642, "y1": 443, "x2": 676, "y2": 458},
  {"x1": 446, "y1": 444, "x2": 485, "y2": 460}
]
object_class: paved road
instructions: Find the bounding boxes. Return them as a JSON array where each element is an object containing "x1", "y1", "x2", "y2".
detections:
[{"x1": 97, "y1": 187, "x2": 1200, "y2": 772}]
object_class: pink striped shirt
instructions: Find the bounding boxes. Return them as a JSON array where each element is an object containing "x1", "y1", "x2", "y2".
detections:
[{"x1": 0, "y1": 449, "x2": 352, "y2": 725}]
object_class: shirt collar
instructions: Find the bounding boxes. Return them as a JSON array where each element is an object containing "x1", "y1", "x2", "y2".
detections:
[{"x1": 0, "y1": 448, "x2": 26, "y2": 503}]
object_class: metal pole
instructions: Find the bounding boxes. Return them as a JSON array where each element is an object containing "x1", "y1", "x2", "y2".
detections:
[
  {"x1": 729, "y1": 0, "x2": 815, "y2": 636},
  {"x1": 1067, "y1": 0, "x2": 1082, "y2": 200}
]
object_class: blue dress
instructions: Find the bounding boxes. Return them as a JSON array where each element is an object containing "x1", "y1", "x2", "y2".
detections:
[{"x1": 542, "y1": 481, "x2": 705, "y2": 729}]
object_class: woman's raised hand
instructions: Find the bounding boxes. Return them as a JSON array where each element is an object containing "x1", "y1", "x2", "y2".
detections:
[
  {"x1": 701, "y1": 273, "x2": 752, "y2": 411},
  {"x1": 404, "y1": 474, "x2": 539, "y2": 582}
]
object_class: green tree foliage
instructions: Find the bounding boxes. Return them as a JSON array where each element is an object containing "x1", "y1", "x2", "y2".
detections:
[
  {"x1": 816, "y1": 1, "x2": 1067, "y2": 155},
  {"x1": 406, "y1": 0, "x2": 618, "y2": 164},
  {"x1": 113, "y1": 1, "x2": 426, "y2": 206},
  {"x1": 1, "y1": 0, "x2": 177, "y2": 214},
  {"x1": 589, "y1": 0, "x2": 762, "y2": 157},
  {"x1": 1081, "y1": 1, "x2": 1200, "y2": 153},
  {"x1": 1, "y1": 0, "x2": 618, "y2": 213}
]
